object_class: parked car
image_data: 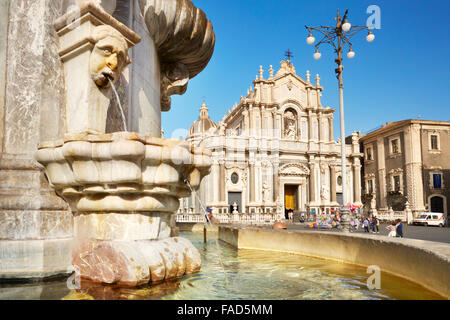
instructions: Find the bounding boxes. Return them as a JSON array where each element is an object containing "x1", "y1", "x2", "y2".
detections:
[{"x1": 413, "y1": 212, "x2": 446, "y2": 227}]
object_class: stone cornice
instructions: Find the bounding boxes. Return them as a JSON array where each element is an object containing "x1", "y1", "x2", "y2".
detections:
[{"x1": 360, "y1": 119, "x2": 450, "y2": 143}]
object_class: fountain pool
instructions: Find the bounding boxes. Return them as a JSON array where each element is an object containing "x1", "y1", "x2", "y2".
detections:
[{"x1": 0, "y1": 232, "x2": 444, "y2": 300}]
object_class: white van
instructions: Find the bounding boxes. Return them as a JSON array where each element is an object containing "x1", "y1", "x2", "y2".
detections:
[{"x1": 413, "y1": 212, "x2": 446, "y2": 227}]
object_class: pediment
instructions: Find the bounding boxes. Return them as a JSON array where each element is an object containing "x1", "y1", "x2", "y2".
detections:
[{"x1": 279, "y1": 163, "x2": 310, "y2": 176}]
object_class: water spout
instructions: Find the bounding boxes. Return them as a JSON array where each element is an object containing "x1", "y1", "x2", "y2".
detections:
[
  {"x1": 184, "y1": 179, "x2": 229, "y2": 286},
  {"x1": 109, "y1": 78, "x2": 128, "y2": 132}
]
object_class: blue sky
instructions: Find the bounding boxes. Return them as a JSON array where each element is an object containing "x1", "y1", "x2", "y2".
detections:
[{"x1": 164, "y1": 0, "x2": 450, "y2": 139}]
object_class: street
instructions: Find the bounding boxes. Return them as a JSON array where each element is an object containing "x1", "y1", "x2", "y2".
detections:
[{"x1": 279, "y1": 222, "x2": 450, "y2": 244}]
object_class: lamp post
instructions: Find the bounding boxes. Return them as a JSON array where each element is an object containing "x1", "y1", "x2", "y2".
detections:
[{"x1": 305, "y1": 9, "x2": 375, "y2": 232}]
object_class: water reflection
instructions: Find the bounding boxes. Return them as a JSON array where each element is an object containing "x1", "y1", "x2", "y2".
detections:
[{"x1": 0, "y1": 232, "x2": 444, "y2": 300}]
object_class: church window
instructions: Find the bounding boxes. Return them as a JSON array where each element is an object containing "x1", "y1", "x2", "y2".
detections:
[
  {"x1": 433, "y1": 173, "x2": 442, "y2": 189},
  {"x1": 393, "y1": 175, "x2": 401, "y2": 192},
  {"x1": 391, "y1": 139, "x2": 399, "y2": 154},
  {"x1": 366, "y1": 146, "x2": 373, "y2": 160},
  {"x1": 231, "y1": 172, "x2": 239, "y2": 184},
  {"x1": 430, "y1": 135, "x2": 439, "y2": 150}
]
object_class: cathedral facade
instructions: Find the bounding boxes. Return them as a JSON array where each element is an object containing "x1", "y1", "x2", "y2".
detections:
[{"x1": 179, "y1": 61, "x2": 362, "y2": 216}]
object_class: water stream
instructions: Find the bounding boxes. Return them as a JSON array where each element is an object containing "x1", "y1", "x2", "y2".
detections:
[
  {"x1": 109, "y1": 78, "x2": 128, "y2": 132},
  {"x1": 0, "y1": 231, "x2": 444, "y2": 300},
  {"x1": 184, "y1": 179, "x2": 229, "y2": 286}
]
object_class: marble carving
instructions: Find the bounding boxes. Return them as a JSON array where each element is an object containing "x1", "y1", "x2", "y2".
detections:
[{"x1": 33, "y1": 0, "x2": 215, "y2": 286}]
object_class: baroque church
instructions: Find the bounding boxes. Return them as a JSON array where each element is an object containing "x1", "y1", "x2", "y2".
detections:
[{"x1": 179, "y1": 60, "x2": 362, "y2": 216}]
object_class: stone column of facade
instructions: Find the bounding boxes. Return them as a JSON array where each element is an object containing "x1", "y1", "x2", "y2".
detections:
[
  {"x1": 273, "y1": 163, "x2": 279, "y2": 203},
  {"x1": 261, "y1": 105, "x2": 266, "y2": 137},
  {"x1": 219, "y1": 161, "x2": 226, "y2": 204},
  {"x1": 309, "y1": 157, "x2": 317, "y2": 205},
  {"x1": 330, "y1": 164, "x2": 337, "y2": 204},
  {"x1": 0, "y1": 0, "x2": 72, "y2": 280},
  {"x1": 353, "y1": 160, "x2": 362, "y2": 205},
  {"x1": 242, "y1": 110, "x2": 248, "y2": 133},
  {"x1": 376, "y1": 136, "x2": 387, "y2": 210},
  {"x1": 318, "y1": 113, "x2": 323, "y2": 142},
  {"x1": 328, "y1": 116, "x2": 334, "y2": 142},
  {"x1": 275, "y1": 112, "x2": 282, "y2": 139},
  {"x1": 308, "y1": 111, "x2": 314, "y2": 142},
  {"x1": 249, "y1": 161, "x2": 256, "y2": 203},
  {"x1": 404, "y1": 124, "x2": 425, "y2": 215},
  {"x1": 249, "y1": 104, "x2": 254, "y2": 137}
]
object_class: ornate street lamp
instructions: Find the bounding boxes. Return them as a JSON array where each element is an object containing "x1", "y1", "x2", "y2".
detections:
[{"x1": 305, "y1": 9, "x2": 375, "y2": 232}]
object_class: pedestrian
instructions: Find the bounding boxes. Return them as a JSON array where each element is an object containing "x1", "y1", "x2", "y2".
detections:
[
  {"x1": 386, "y1": 222, "x2": 397, "y2": 237},
  {"x1": 395, "y1": 219, "x2": 404, "y2": 238},
  {"x1": 288, "y1": 209, "x2": 293, "y2": 221},
  {"x1": 376, "y1": 216, "x2": 380, "y2": 234},
  {"x1": 371, "y1": 216, "x2": 378, "y2": 233},
  {"x1": 363, "y1": 217, "x2": 370, "y2": 232}
]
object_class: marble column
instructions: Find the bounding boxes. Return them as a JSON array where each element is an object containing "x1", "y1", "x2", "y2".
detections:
[
  {"x1": 249, "y1": 162, "x2": 256, "y2": 203},
  {"x1": 353, "y1": 162, "x2": 362, "y2": 204},
  {"x1": 273, "y1": 164, "x2": 279, "y2": 202},
  {"x1": 297, "y1": 185, "x2": 303, "y2": 211},
  {"x1": 329, "y1": 117, "x2": 334, "y2": 142},
  {"x1": 275, "y1": 112, "x2": 282, "y2": 139},
  {"x1": 219, "y1": 161, "x2": 226, "y2": 203},
  {"x1": 309, "y1": 160, "x2": 316, "y2": 204},
  {"x1": 330, "y1": 164, "x2": 337, "y2": 203},
  {"x1": 249, "y1": 104, "x2": 254, "y2": 137},
  {"x1": 213, "y1": 162, "x2": 220, "y2": 204},
  {"x1": 308, "y1": 111, "x2": 314, "y2": 142},
  {"x1": 376, "y1": 137, "x2": 387, "y2": 209},
  {"x1": 318, "y1": 113, "x2": 323, "y2": 142}
]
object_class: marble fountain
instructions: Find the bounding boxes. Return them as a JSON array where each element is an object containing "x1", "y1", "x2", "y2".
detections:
[
  {"x1": 32, "y1": 0, "x2": 214, "y2": 286},
  {"x1": 0, "y1": 0, "x2": 448, "y2": 300}
]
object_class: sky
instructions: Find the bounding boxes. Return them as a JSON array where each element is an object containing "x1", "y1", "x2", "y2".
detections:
[{"x1": 163, "y1": 0, "x2": 450, "y2": 140}]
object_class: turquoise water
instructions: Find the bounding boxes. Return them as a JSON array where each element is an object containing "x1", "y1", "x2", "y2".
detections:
[{"x1": 0, "y1": 232, "x2": 444, "y2": 300}]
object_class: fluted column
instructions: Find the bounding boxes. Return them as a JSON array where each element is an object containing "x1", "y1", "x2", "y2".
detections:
[
  {"x1": 353, "y1": 162, "x2": 361, "y2": 204},
  {"x1": 309, "y1": 159, "x2": 316, "y2": 204},
  {"x1": 219, "y1": 161, "x2": 226, "y2": 203},
  {"x1": 329, "y1": 117, "x2": 334, "y2": 142},
  {"x1": 330, "y1": 164, "x2": 337, "y2": 203},
  {"x1": 273, "y1": 164, "x2": 279, "y2": 202},
  {"x1": 275, "y1": 112, "x2": 282, "y2": 139},
  {"x1": 318, "y1": 113, "x2": 323, "y2": 142},
  {"x1": 308, "y1": 111, "x2": 314, "y2": 142},
  {"x1": 249, "y1": 162, "x2": 255, "y2": 203}
]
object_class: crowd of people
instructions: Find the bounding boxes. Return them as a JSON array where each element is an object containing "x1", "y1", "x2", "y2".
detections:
[{"x1": 300, "y1": 207, "x2": 405, "y2": 238}]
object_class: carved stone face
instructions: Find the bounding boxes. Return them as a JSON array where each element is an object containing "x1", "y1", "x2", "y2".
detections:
[{"x1": 90, "y1": 29, "x2": 129, "y2": 88}]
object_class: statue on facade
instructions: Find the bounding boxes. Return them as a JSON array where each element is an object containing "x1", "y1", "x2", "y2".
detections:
[
  {"x1": 320, "y1": 185, "x2": 329, "y2": 200},
  {"x1": 283, "y1": 110, "x2": 297, "y2": 140},
  {"x1": 263, "y1": 182, "x2": 271, "y2": 202}
]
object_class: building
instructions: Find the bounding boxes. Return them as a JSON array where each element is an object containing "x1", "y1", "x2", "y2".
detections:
[
  {"x1": 179, "y1": 60, "x2": 362, "y2": 216},
  {"x1": 360, "y1": 119, "x2": 450, "y2": 219}
]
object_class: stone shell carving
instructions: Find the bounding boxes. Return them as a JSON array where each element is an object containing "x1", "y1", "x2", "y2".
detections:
[
  {"x1": 139, "y1": 0, "x2": 216, "y2": 111},
  {"x1": 35, "y1": 132, "x2": 211, "y2": 213}
]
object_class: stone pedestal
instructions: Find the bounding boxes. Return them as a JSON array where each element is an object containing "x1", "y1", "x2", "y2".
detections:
[{"x1": 0, "y1": 0, "x2": 72, "y2": 280}]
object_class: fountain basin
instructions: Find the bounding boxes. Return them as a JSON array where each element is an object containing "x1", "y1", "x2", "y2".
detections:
[
  {"x1": 218, "y1": 226, "x2": 450, "y2": 299},
  {"x1": 35, "y1": 132, "x2": 211, "y2": 286}
]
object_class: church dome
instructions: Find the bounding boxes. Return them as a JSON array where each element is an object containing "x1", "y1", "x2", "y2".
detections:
[{"x1": 189, "y1": 101, "x2": 217, "y2": 135}]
